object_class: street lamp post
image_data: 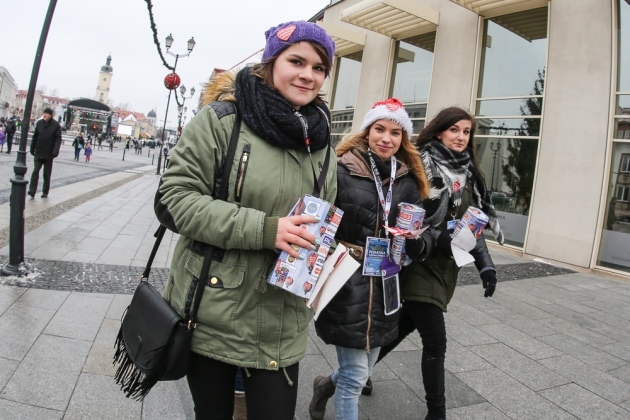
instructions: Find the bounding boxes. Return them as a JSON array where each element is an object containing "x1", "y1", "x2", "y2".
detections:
[
  {"x1": 2, "y1": 0, "x2": 58, "y2": 276},
  {"x1": 176, "y1": 84, "x2": 195, "y2": 142},
  {"x1": 156, "y1": 34, "x2": 195, "y2": 176}
]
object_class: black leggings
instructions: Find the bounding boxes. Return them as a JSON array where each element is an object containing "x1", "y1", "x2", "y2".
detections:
[
  {"x1": 186, "y1": 352, "x2": 299, "y2": 420},
  {"x1": 378, "y1": 301, "x2": 447, "y2": 417}
]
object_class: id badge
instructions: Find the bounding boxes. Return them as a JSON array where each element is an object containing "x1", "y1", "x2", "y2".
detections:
[
  {"x1": 446, "y1": 219, "x2": 459, "y2": 230},
  {"x1": 363, "y1": 237, "x2": 389, "y2": 276},
  {"x1": 382, "y1": 273, "x2": 401, "y2": 315}
]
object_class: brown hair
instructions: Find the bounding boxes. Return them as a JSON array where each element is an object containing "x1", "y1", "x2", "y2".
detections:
[
  {"x1": 414, "y1": 106, "x2": 481, "y2": 172},
  {"x1": 336, "y1": 126, "x2": 430, "y2": 199},
  {"x1": 251, "y1": 42, "x2": 332, "y2": 103}
]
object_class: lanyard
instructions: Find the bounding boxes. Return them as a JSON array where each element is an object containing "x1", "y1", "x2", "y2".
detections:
[
  {"x1": 294, "y1": 109, "x2": 331, "y2": 198},
  {"x1": 367, "y1": 149, "x2": 397, "y2": 237}
]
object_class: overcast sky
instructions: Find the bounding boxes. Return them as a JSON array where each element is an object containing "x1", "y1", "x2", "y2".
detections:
[{"x1": 2, "y1": 0, "x2": 330, "y2": 127}]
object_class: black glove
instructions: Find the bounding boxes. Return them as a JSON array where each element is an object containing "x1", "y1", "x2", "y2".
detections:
[
  {"x1": 404, "y1": 237, "x2": 426, "y2": 260},
  {"x1": 436, "y1": 229, "x2": 454, "y2": 257},
  {"x1": 480, "y1": 270, "x2": 497, "y2": 298}
]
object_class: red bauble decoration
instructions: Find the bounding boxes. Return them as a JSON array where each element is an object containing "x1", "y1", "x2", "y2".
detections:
[{"x1": 164, "y1": 72, "x2": 181, "y2": 90}]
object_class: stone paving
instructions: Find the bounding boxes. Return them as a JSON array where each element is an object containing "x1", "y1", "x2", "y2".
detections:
[{"x1": 1, "y1": 166, "x2": 630, "y2": 419}]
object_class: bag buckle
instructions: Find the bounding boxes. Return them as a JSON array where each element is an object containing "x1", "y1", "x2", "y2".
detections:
[
  {"x1": 187, "y1": 320, "x2": 197, "y2": 330},
  {"x1": 140, "y1": 276, "x2": 148, "y2": 282}
]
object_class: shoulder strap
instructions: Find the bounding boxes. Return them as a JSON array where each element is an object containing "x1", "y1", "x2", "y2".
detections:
[
  {"x1": 142, "y1": 108, "x2": 242, "y2": 297},
  {"x1": 311, "y1": 141, "x2": 331, "y2": 198},
  {"x1": 188, "y1": 110, "x2": 241, "y2": 325}
]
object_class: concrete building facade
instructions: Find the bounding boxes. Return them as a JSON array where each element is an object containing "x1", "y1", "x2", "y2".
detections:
[{"x1": 315, "y1": 0, "x2": 630, "y2": 276}]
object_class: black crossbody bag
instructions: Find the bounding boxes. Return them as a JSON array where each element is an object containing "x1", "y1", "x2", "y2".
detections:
[{"x1": 113, "y1": 109, "x2": 242, "y2": 400}]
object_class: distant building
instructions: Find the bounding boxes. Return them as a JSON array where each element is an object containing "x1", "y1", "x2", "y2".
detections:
[
  {"x1": 0, "y1": 66, "x2": 18, "y2": 120},
  {"x1": 95, "y1": 55, "x2": 114, "y2": 104},
  {"x1": 12, "y1": 90, "x2": 44, "y2": 122}
]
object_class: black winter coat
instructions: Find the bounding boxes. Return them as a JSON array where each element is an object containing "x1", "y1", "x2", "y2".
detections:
[
  {"x1": 315, "y1": 149, "x2": 427, "y2": 351},
  {"x1": 30, "y1": 118, "x2": 62, "y2": 159},
  {"x1": 5, "y1": 121, "x2": 16, "y2": 135}
]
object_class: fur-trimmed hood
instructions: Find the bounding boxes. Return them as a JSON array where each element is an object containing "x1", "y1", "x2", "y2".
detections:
[{"x1": 200, "y1": 70, "x2": 237, "y2": 107}]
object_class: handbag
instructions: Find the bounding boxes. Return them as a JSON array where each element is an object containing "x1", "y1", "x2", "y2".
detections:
[{"x1": 113, "y1": 107, "x2": 242, "y2": 400}]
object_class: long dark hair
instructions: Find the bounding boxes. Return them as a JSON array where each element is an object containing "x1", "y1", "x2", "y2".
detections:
[{"x1": 414, "y1": 106, "x2": 482, "y2": 171}]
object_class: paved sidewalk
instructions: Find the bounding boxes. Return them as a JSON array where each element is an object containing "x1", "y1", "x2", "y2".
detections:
[{"x1": 1, "y1": 171, "x2": 630, "y2": 419}]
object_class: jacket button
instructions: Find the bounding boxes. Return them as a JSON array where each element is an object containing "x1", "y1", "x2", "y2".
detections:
[
  {"x1": 269, "y1": 361, "x2": 278, "y2": 368},
  {"x1": 210, "y1": 277, "x2": 218, "y2": 285}
]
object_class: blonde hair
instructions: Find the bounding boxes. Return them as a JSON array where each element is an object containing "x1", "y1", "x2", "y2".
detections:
[{"x1": 336, "y1": 126, "x2": 429, "y2": 199}]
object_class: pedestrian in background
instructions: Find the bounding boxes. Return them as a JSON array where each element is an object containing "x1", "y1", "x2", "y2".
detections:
[
  {"x1": 155, "y1": 20, "x2": 337, "y2": 420},
  {"x1": 0, "y1": 123, "x2": 6, "y2": 152},
  {"x1": 4, "y1": 117, "x2": 16, "y2": 153},
  {"x1": 72, "y1": 133, "x2": 85, "y2": 161},
  {"x1": 372, "y1": 107, "x2": 504, "y2": 420},
  {"x1": 28, "y1": 108, "x2": 62, "y2": 198},
  {"x1": 309, "y1": 99, "x2": 432, "y2": 420},
  {"x1": 84, "y1": 143, "x2": 92, "y2": 163}
]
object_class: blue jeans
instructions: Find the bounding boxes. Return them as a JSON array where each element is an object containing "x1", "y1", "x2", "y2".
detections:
[{"x1": 331, "y1": 346, "x2": 380, "y2": 420}]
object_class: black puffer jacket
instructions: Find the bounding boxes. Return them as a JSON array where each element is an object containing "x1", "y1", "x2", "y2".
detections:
[{"x1": 315, "y1": 149, "x2": 430, "y2": 351}]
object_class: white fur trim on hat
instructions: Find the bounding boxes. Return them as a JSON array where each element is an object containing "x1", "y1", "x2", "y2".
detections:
[{"x1": 360, "y1": 98, "x2": 412, "y2": 137}]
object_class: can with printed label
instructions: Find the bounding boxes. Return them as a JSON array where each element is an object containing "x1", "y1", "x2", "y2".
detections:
[
  {"x1": 392, "y1": 203, "x2": 426, "y2": 265},
  {"x1": 452, "y1": 206, "x2": 488, "y2": 239}
]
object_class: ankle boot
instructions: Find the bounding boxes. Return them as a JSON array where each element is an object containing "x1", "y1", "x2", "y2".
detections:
[
  {"x1": 309, "y1": 375, "x2": 336, "y2": 420},
  {"x1": 361, "y1": 377, "x2": 373, "y2": 395},
  {"x1": 233, "y1": 391, "x2": 247, "y2": 420},
  {"x1": 422, "y1": 356, "x2": 446, "y2": 419}
]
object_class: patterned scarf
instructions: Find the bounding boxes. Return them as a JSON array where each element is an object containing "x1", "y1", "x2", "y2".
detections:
[
  {"x1": 421, "y1": 140, "x2": 505, "y2": 245},
  {"x1": 234, "y1": 67, "x2": 330, "y2": 151}
]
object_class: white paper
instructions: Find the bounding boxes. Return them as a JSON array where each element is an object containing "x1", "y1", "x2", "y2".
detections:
[
  {"x1": 307, "y1": 244, "x2": 360, "y2": 320},
  {"x1": 451, "y1": 226, "x2": 477, "y2": 267}
]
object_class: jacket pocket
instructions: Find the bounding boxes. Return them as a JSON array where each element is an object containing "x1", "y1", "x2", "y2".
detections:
[
  {"x1": 184, "y1": 252, "x2": 246, "y2": 334},
  {"x1": 235, "y1": 144, "x2": 251, "y2": 203}
]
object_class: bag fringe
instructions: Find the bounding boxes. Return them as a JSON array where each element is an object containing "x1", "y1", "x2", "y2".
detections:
[{"x1": 113, "y1": 326, "x2": 167, "y2": 401}]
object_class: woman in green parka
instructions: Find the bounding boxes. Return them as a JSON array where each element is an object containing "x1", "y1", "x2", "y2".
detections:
[
  {"x1": 155, "y1": 21, "x2": 337, "y2": 420},
  {"x1": 371, "y1": 107, "x2": 505, "y2": 420}
]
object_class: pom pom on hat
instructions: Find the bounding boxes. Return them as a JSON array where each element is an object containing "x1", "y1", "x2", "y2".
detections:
[
  {"x1": 262, "y1": 21, "x2": 335, "y2": 73},
  {"x1": 360, "y1": 98, "x2": 413, "y2": 137}
]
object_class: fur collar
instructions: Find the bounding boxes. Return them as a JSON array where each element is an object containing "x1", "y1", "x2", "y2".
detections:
[{"x1": 338, "y1": 148, "x2": 408, "y2": 182}]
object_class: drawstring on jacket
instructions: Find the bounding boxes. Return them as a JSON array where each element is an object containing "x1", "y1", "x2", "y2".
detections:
[{"x1": 282, "y1": 367, "x2": 294, "y2": 386}]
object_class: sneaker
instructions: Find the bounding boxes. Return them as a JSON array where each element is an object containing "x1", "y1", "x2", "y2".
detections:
[
  {"x1": 309, "y1": 375, "x2": 335, "y2": 420},
  {"x1": 362, "y1": 377, "x2": 373, "y2": 396},
  {"x1": 28, "y1": 192, "x2": 34, "y2": 199},
  {"x1": 41, "y1": 194, "x2": 48, "y2": 198}
]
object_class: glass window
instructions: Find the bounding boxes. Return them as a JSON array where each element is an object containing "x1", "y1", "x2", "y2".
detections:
[
  {"x1": 597, "y1": 143, "x2": 630, "y2": 271},
  {"x1": 477, "y1": 137, "x2": 538, "y2": 246},
  {"x1": 476, "y1": 7, "x2": 548, "y2": 248},
  {"x1": 390, "y1": 32, "x2": 435, "y2": 135},
  {"x1": 330, "y1": 53, "x2": 362, "y2": 147},
  {"x1": 597, "y1": 1, "x2": 630, "y2": 274},
  {"x1": 619, "y1": 0, "x2": 630, "y2": 91},
  {"x1": 478, "y1": 8, "x2": 548, "y2": 98}
]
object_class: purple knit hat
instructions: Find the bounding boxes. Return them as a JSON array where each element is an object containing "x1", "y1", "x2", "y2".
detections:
[{"x1": 262, "y1": 21, "x2": 335, "y2": 73}]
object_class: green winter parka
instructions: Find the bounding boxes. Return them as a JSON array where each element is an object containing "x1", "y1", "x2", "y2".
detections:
[
  {"x1": 401, "y1": 176, "x2": 495, "y2": 311},
  {"x1": 155, "y1": 72, "x2": 337, "y2": 370}
]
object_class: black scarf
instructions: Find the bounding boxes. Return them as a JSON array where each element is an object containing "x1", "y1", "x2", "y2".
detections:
[
  {"x1": 234, "y1": 68, "x2": 330, "y2": 151},
  {"x1": 421, "y1": 140, "x2": 504, "y2": 245}
]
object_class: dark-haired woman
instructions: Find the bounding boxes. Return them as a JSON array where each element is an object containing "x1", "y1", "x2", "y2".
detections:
[
  {"x1": 155, "y1": 21, "x2": 337, "y2": 419},
  {"x1": 375, "y1": 106, "x2": 504, "y2": 420}
]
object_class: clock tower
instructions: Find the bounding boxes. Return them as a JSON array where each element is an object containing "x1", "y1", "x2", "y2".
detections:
[{"x1": 95, "y1": 55, "x2": 113, "y2": 104}]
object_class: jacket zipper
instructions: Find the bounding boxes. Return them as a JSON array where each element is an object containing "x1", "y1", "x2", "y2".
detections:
[
  {"x1": 366, "y1": 204, "x2": 380, "y2": 354},
  {"x1": 235, "y1": 144, "x2": 251, "y2": 203}
]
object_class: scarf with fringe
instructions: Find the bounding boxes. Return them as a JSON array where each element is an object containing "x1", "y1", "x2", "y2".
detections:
[{"x1": 421, "y1": 140, "x2": 504, "y2": 245}]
